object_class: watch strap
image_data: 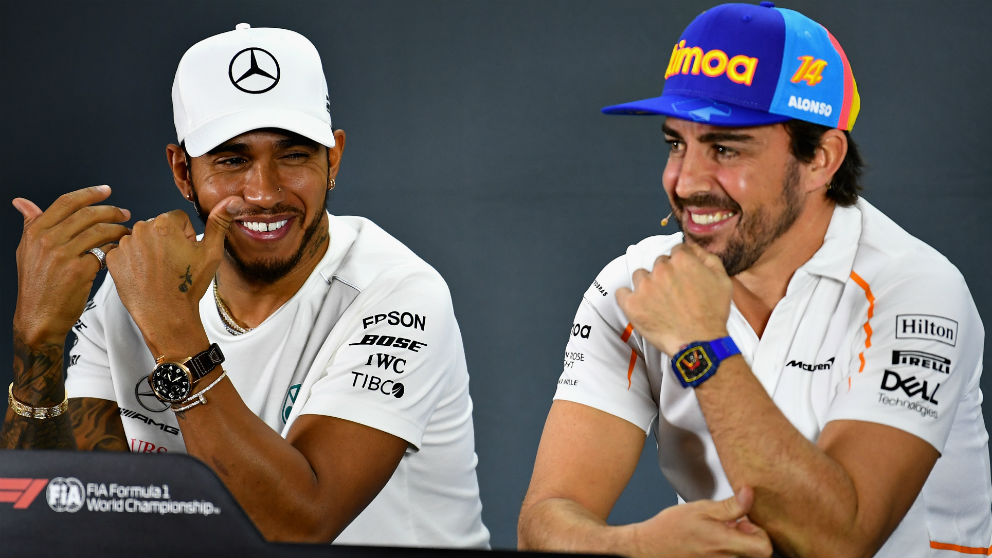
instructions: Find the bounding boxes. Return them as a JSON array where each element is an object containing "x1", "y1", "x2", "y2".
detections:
[
  {"x1": 184, "y1": 343, "x2": 225, "y2": 382},
  {"x1": 671, "y1": 336, "x2": 740, "y2": 388}
]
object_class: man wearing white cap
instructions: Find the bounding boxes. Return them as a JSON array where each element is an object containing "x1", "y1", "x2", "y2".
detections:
[
  {"x1": 520, "y1": 2, "x2": 990, "y2": 557},
  {"x1": 3, "y1": 24, "x2": 490, "y2": 547}
]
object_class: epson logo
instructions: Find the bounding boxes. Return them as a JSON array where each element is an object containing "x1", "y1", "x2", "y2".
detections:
[
  {"x1": 785, "y1": 357, "x2": 835, "y2": 372},
  {"x1": 896, "y1": 314, "x2": 957, "y2": 347},
  {"x1": 891, "y1": 350, "x2": 951, "y2": 374}
]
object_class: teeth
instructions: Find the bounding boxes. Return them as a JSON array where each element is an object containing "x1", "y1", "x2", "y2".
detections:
[
  {"x1": 241, "y1": 219, "x2": 288, "y2": 232},
  {"x1": 689, "y1": 211, "x2": 735, "y2": 225}
]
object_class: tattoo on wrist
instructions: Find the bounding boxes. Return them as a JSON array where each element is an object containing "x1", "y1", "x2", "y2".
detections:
[
  {"x1": 178, "y1": 265, "x2": 193, "y2": 293},
  {"x1": 2, "y1": 333, "x2": 75, "y2": 449}
]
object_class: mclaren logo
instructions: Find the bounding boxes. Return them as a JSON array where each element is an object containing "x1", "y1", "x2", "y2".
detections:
[{"x1": 229, "y1": 47, "x2": 280, "y2": 94}]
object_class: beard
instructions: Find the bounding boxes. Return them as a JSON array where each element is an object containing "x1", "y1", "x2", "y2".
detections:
[
  {"x1": 675, "y1": 159, "x2": 803, "y2": 276},
  {"x1": 189, "y1": 186, "x2": 328, "y2": 285}
]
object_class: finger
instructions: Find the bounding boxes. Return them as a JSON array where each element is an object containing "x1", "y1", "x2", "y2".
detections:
[
  {"x1": 64, "y1": 223, "x2": 132, "y2": 256},
  {"x1": 30, "y1": 185, "x2": 114, "y2": 229},
  {"x1": 615, "y1": 286, "x2": 632, "y2": 311},
  {"x1": 734, "y1": 484, "x2": 755, "y2": 514},
  {"x1": 683, "y1": 241, "x2": 727, "y2": 274},
  {"x1": 200, "y1": 196, "x2": 243, "y2": 256},
  {"x1": 55, "y1": 204, "x2": 132, "y2": 241},
  {"x1": 12, "y1": 198, "x2": 43, "y2": 226},
  {"x1": 710, "y1": 487, "x2": 751, "y2": 522}
]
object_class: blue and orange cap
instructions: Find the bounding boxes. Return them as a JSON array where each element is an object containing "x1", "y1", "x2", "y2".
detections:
[{"x1": 602, "y1": 2, "x2": 860, "y2": 130}]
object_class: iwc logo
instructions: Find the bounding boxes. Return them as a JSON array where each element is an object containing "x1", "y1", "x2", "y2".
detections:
[
  {"x1": 47, "y1": 477, "x2": 85, "y2": 513},
  {"x1": 228, "y1": 47, "x2": 280, "y2": 94}
]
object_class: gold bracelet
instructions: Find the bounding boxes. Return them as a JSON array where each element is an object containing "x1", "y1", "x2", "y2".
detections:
[{"x1": 7, "y1": 383, "x2": 69, "y2": 420}]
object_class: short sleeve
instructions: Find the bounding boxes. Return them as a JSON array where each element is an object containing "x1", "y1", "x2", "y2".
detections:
[
  {"x1": 300, "y1": 268, "x2": 463, "y2": 450},
  {"x1": 553, "y1": 258, "x2": 659, "y2": 434},
  {"x1": 827, "y1": 263, "x2": 984, "y2": 453},
  {"x1": 64, "y1": 278, "x2": 118, "y2": 402}
]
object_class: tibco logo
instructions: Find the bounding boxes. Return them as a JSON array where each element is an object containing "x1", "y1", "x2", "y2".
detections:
[{"x1": 0, "y1": 478, "x2": 48, "y2": 509}]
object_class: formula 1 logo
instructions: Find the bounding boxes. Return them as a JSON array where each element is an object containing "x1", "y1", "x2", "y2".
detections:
[{"x1": 0, "y1": 478, "x2": 48, "y2": 509}]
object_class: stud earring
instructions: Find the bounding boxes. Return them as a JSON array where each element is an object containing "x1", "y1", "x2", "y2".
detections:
[{"x1": 329, "y1": 178, "x2": 336, "y2": 191}]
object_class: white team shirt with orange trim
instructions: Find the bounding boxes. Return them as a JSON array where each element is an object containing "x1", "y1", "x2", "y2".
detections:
[{"x1": 554, "y1": 199, "x2": 991, "y2": 556}]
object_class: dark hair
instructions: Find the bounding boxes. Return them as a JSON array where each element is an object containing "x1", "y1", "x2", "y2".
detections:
[{"x1": 783, "y1": 120, "x2": 864, "y2": 206}]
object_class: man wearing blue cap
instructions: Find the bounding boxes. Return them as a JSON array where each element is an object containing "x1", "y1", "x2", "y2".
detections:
[{"x1": 519, "y1": 3, "x2": 991, "y2": 556}]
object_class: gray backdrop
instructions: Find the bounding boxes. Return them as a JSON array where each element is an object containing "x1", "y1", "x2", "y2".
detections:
[{"x1": 2, "y1": 0, "x2": 989, "y2": 550}]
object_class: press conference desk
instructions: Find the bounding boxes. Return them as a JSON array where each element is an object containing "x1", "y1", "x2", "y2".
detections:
[{"x1": 0, "y1": 449, "x2": 582, "y2": 558}]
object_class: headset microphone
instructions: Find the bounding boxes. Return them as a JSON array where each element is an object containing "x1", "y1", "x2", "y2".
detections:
[{"x1": 660, "y1": 212, "x2": 673, "y2": 227}]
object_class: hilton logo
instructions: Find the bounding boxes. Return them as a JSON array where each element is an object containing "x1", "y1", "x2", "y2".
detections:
[{"x1": 895, "y1": 315, "x2": 957, "y2": 347}]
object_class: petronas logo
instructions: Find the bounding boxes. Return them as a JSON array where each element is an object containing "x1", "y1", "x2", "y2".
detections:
[{"x1": 281, "y1": 384, "x2": 301, "y2": 423}]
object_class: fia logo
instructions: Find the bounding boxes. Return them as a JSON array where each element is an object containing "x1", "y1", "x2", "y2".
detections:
[{"x1": 46, "y1": 477, "x2": 85, "y2": 513}]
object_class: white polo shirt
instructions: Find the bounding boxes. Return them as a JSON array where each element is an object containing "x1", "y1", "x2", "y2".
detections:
[
  {"x1": 66, "y1": 214, "x2": 490, "y2": 549},
  {"x1": 555, "y1": 199, "x2": 991, "y2": 557}
]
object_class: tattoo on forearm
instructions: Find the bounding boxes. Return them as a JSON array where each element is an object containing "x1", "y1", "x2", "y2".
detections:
[
  {"x1": 69, "y1": 399, "x2": 127, "y2": 451},
  {"x1": 178, "y1": 265, "x2": 193, "y2": 293},
  {"x1": 1, "y1": 334, "x2": 75, "y2": 449}
]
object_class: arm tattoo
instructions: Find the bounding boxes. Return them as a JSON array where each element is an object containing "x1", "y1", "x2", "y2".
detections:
[
  {"x1": 2, "y1": 335, "x2": 127, "y2": 452},
  {"x1": 1, "y1": 334, "x2": 75, "y2": 449},
  {"x1": 178, "y1": 265, "x2": 193, "y2": 293},
  {"x1": 69, "y1": 399, "x2": 127, "y2": 451}
]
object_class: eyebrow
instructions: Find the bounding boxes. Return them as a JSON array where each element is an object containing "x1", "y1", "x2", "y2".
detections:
[
  {"x1": 206, "y1": 134, "x2": 320, "y2": 155},
  {"x1": 661, "y1": 123, "x2": 756, "y2": 144}
]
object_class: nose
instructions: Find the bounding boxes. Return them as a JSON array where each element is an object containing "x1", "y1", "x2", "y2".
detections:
[
  {"x1": 666, "y1": 144, "x2": 715, "y2": 201},
  {"x1": 241, "y1": 160, "x2": 284, "y2": 208}
]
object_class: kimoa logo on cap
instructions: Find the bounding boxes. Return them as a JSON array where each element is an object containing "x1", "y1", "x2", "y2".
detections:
[
  {"x1": 665, "y1": 40, "x2": 758, "y2": 86},
  {"x1": 228, "y1": 47, "x2": 281, "y2": 94}
]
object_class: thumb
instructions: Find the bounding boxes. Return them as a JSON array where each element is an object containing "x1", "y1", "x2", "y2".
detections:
[
  {"x1": 713, "y1": 485, "x2": 754, "y2": 522},
  {"x1": 12, "y1": 198, "x2": 43, "y2": 226},
  {"x1": 684, "y1": 238, "x2": 727, "y2": 275},
  {"x1": 200, "y1": 196, "x2": 243, "y2": 255}
]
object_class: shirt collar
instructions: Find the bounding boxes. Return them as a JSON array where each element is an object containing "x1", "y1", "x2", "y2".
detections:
[{"x1": 796, "y1": 201, "x2": 862, "y2": 283}]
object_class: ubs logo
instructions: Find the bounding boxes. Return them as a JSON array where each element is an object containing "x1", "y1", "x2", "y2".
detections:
[{"x1": 229, "y1": 47, "x2": 280, "y2": 94}]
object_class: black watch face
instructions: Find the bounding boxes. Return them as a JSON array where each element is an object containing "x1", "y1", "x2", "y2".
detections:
[{"x1": 150, "y1": 363, "x2": 192, "y2": 403}]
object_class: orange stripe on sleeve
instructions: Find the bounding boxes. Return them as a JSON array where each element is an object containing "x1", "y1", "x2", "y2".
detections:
[
  {"x1": 626, "y1": 349, "x2": 637, "y2": 391},
  {"x1": 620, "y1": 322, "x2": 634, "y2": 342},
  {"x1": 850, "y1": 271, "x2": 875, "y2": 374},
  {"x1": 929, "y1": 541, "x2": 992, "y2": 555}
]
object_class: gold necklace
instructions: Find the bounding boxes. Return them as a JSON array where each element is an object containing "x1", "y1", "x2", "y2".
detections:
[{"x1": 213, "y1": 281, "x2": 253, "y2": 335}]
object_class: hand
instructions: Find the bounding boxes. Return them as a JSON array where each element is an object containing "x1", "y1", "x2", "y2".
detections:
[
  {"x1": 12, "y1": 185, "x2": 131, "y2": 347},
  {"x1": 106, "y1": 196, "x2": 242, "y2": 356},
  {"x1": 615, "y1": 242, "x2": 732, "y2": 355},
  {"x1": 629, "y1": 486, "x2": 772, "y2": 558}
]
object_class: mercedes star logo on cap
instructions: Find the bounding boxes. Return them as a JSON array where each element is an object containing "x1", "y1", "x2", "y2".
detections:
[{"x1": 228, "y1": 47, "x2": 280, "y2": 94}]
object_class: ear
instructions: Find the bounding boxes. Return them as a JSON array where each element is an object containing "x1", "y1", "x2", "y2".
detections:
[
  {"x1": 327, "y1": 129, "x2": 347, "y2": 179},
  {"x1": 806, "y1": 129, "x2": 847, "y2": 193},
  {"x1": 166, "y1": 144, "x2": 195, "y2": 200}
]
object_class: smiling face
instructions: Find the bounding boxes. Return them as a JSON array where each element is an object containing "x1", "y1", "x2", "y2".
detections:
[
  {"x1": 171, "y1": 128, "x2": 344, "y2": 285},
  {"x1": 661, "y1": 118, "x2": 807, "y2": 276}
]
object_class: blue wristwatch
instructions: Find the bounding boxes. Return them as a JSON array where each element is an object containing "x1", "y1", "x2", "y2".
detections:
[{"x1": 671, "y1": 336, "x2": 740, "y2": 388}]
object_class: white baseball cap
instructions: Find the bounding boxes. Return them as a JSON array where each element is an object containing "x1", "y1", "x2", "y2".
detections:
[{"x1": 172, "y1": 23, "x2": 335, "y2": 157}]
